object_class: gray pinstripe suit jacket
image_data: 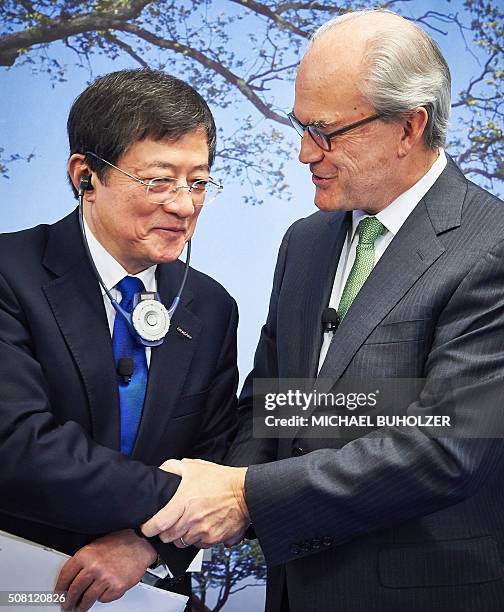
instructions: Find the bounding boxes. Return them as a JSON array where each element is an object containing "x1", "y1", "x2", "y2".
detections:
[{"x1": 228, "y1": 158, "x2": 504, "y2": 612}]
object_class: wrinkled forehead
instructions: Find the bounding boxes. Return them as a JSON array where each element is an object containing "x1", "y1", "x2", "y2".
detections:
[{"x1": 293, "y1": 38, "x2": 367, "y2": 122}]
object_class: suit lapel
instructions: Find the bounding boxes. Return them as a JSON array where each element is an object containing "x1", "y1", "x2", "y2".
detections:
[
  {"x1": 42, "y1": 211, "x2": 119, "y2": 448},
  {"x1": 278, "y1": 213, "x2": 350, "y2": 455},
  {"x1": 42, "y1": 212, "x2": 203, "y2": 456},
  {"x1": 297, "y1": 212, "x2": 351, "y2": 380},
  {"x1": 317, "y1": 157, "x2": 467, "y2": 385},
  {"x1": 132, "y1": 263, "x2": 201, "y2": 460},
  {"x1": 318, "y1": 200, "x2": 444, "y2": 384}
]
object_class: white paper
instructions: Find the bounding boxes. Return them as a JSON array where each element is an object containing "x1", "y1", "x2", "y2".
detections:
[
  {"x1": 0, "y1": 531, "x2": 188, "y2": 611},
  {"x1": 187, "y1": 549, "x2": 203, "y2": 572}
]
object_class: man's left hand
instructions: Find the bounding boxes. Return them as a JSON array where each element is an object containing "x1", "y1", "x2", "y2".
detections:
[
  {"x1": 141, "y1": 458, "x2": 249, "y2": 548},
  {"x1": 55, "y1": 529, "x2": 156, "y2": 611}
]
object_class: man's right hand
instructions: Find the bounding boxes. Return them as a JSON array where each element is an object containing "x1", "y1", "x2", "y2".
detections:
[{"x1": 142, "y1": 458, "x2": 249, "y2": 548}]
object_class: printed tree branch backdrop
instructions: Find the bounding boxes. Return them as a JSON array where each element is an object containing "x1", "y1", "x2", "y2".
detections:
[
  {"x1": 1, "y1": 0, "x2": 502, "y2": 201},
  {"x1": 1, "y1": 1, "x2": 502, "y2": 609}
]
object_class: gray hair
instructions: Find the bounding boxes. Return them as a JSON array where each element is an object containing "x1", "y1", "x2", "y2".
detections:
[{"x1": 311, "y1": 10, "x2": 451, "y2": 149}]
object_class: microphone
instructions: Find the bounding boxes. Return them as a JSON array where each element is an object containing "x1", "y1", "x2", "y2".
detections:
[
  {"x1": 117, "y1": 357, "x2": 134, "y2": 384},
  {"x1": 321, "y1": 308, "x2": 339, "y2": 332}
]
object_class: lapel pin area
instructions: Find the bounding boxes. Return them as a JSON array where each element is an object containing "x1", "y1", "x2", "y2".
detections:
[{"x1": 176, "y1": 326, "x2": 193, "y2": 340}]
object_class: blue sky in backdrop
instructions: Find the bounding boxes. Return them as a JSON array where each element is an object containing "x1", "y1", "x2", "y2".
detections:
[
  {"x1": 0, "y1": 1, "x2": 500, "y2": 609},
  {"x1": 0, "y1": 0, "x2": 499, "y2": 383}
]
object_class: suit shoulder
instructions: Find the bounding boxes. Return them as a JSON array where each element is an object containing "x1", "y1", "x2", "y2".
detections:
[
  {"x1": 284, "y1": 210, "x2": 346, "y2": 239},
  {"x1": 186, "y1": 264, "x2": 236, "y2": 307},
  {"x1": 290, "y1": 209, "x2": 335, "y2": 230},
  {"x1": 464, "y1": 178, "x2": 503, "y2": 211},
  {"x1": 285, "y1": 210, "x2": 345, "y2": 245},
  {"x1": 461, "y1": 179, "x2": 504, "y2": 246},
  {"x1": 0, "y1": 223, "x2": 50, "y2": 272}
]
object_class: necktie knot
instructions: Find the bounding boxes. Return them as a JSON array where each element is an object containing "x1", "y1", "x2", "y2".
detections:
[
  {"x1": 117, "y1": 276, "x2": 145, "y2": 312},
  {"x1": 357, "y1": 217, "x2": 386, "y2": 245}
]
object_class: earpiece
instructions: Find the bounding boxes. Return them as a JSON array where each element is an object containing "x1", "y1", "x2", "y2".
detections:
[
  {"x1": 78, "y1": 175, "x2": 93, "y2": 197},
  {"x1": 77, "y1": 169, "x2": 190, "y2": 347}
]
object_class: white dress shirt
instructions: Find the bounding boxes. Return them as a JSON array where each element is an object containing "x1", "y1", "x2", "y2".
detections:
[
  {"x1": 83, "y1": 220, "x2": 207, "y2": 578},
  {"x1": 83, "y1": 218, "x2": 176, "y2": 577},
  {"x1": 318, "y1": 150, "x2": 447, "y2": 371},
  {"x1": 83, "y1": 217, "x2": 157, "y2": 367}
]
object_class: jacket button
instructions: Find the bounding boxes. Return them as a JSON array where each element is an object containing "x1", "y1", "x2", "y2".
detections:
[
  {"x1": 290, "y1": 543, "x2": 301, "y2": 555},
  {"x1": 301, "y1": 541, "x2": 311, "y2": 552},
  {"x1": 322, "y1": 536, "x2": 333, "y2": 547},
  {"x1": 292, "y1": 446, "x2": 304, "y2": 457},
  {"x1": 312, "y1": 538, "x2": 321, "y2": 550}
]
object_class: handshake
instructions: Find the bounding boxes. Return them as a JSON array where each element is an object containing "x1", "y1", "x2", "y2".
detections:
[
  {"x1": 142, "y1": 458, "x2": 250, "y2": 548},
  {"x1": 55, "y1": 460, "x2": 250, "y2": 611}
]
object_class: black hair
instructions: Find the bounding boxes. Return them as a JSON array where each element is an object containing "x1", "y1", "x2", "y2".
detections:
[{"x1": 67, "y1": 68, "x2": 216, "y2": 197}]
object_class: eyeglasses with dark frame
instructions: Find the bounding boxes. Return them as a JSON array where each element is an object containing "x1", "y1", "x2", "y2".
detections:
[
  {"x1": 85, "y1": 151, "x2": 223, "y2": 206},
  {"x1": 287, "y1": 112, "x2": 383, "y2": 151}
]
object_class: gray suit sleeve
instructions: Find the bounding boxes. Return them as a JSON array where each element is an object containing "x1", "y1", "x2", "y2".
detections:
[
  {"x1": 245, "y1": 237, "x2": 504, "y2": 566},
  {"x1": 226, "y1": 220, "x2": 301, "y2": 467}
]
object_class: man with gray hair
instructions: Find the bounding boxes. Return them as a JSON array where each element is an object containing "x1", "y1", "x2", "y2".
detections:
[{"x1": 142, "y1": 10, "x2": 504, "y2": 611}]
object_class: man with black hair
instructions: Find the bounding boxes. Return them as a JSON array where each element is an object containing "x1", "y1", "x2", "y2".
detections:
[{"x1": 0, "y1": 68, "x2": 238, "y2": 610}]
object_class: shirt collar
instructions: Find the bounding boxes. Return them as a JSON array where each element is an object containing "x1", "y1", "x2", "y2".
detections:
[
  {"x1": 83, "y1": 217, "x2": 157, "y2": 295},
  {"x1": 351, "y1": 149, "x2": 447, "y2": 240}
]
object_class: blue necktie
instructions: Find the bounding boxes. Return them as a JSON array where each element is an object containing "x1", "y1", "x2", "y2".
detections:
[{"x1": 113, "y1": 276, "x2": 148, "y2": 455}]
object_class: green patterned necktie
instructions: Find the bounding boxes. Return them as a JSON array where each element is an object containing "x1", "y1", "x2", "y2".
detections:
[{"x1": 337, "y1": 216, "x2": 386, "y2": 321}]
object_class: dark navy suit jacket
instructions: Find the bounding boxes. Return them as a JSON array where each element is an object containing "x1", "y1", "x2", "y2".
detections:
[{"x1": 0, "y1": 209, "x2": 238, "y2": 575}]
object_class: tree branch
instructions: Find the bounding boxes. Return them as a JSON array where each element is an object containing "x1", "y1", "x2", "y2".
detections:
[
  {"x1": 461, "y1": 166, "x2": 500, "y2": 181},
  {"x1": 229, "y1": 582, "x2": 265, "y2": 595},
  {"x1": 19, "y1": 0, "x2": 35, "y2": 16},
  {"x1": 104, "y1": 32, "x2": 149, "y2": 68},
  {"x1": 247, "y1": 62, "x2": 298, "y2": 87},
  {"x1": 275, "y1": 1, "x2": 342, "y2": 14},
  {"x1": 118, "y1": 23, "x2": 290, "y2": 125},
  {"x1": 229, "y1": 0, "x2": 310, "y2": 38},
  {"x1": 0, "y1": 0, "x2": 151, "y2": 66},
  {"x1": 380, "y1": 0, "x2": 414, "y2": 7},
  {"x1": 451, "y1": 51, "x2": 499, "y2": 108}
]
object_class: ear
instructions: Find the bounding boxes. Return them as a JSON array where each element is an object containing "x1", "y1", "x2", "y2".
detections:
[
  {"x1": 68, "y1": 153, "x2": 95, "y2": 200},
  {"x1": 398, "y1": 107, "x2": 429, "y2": 157}
]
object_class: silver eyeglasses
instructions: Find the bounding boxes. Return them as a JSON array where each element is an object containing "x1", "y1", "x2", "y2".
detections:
[{"x1": 86, "y1": 151, "x2": 223, "y2": 206}]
